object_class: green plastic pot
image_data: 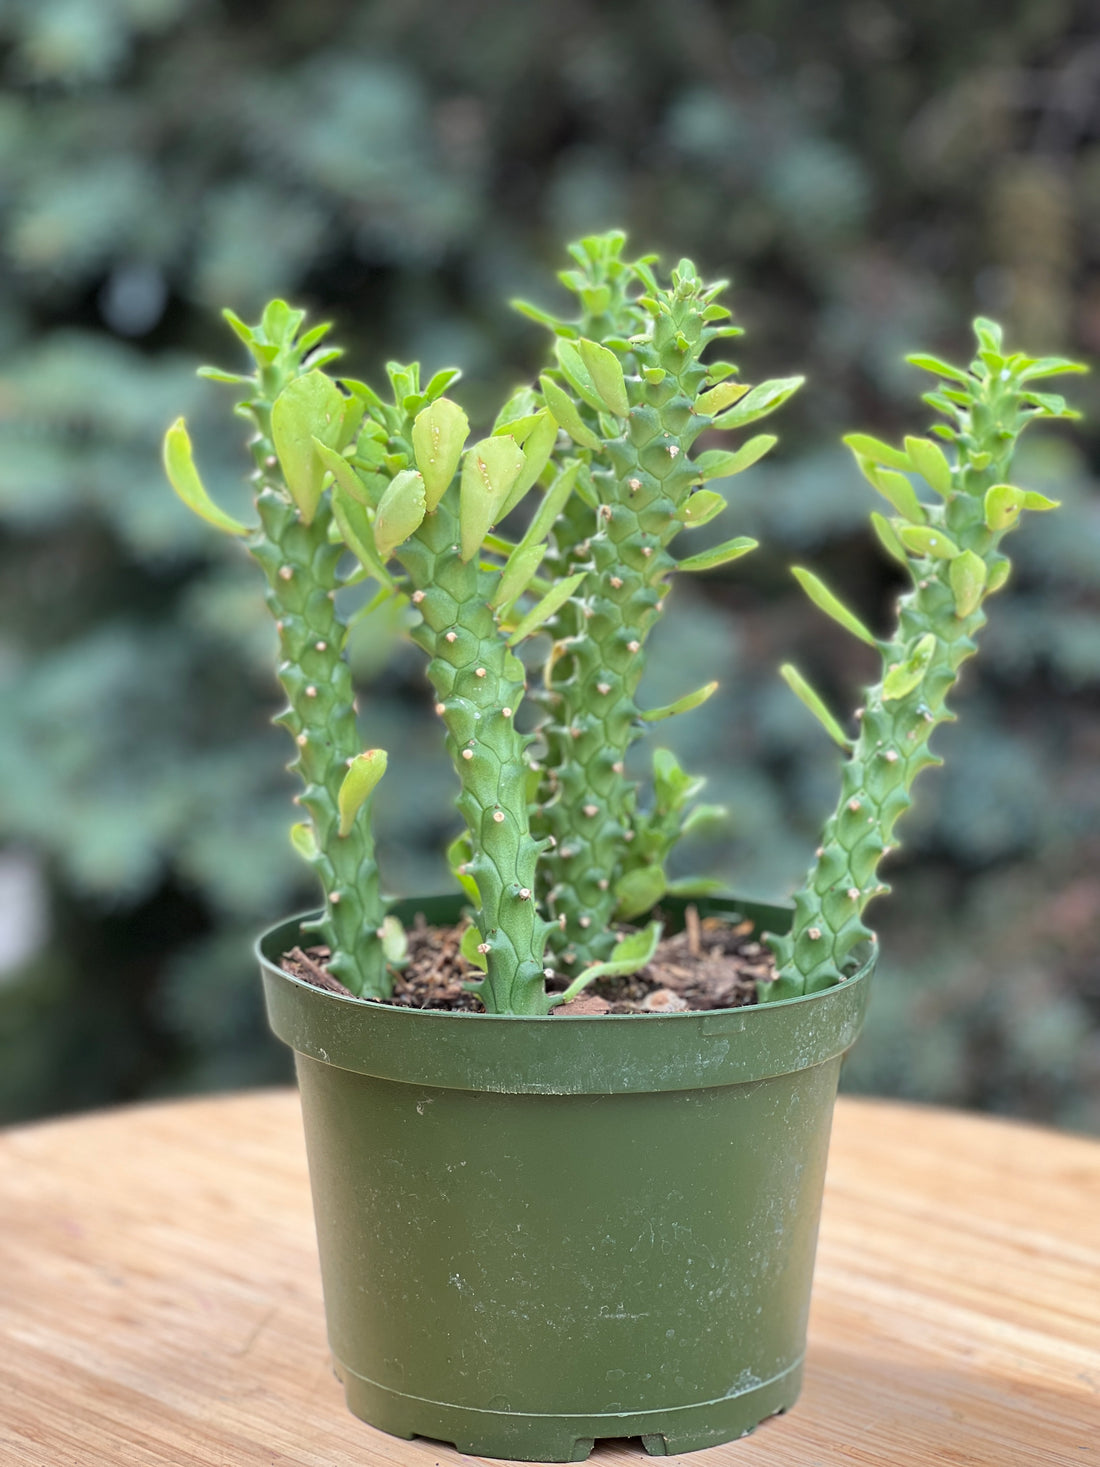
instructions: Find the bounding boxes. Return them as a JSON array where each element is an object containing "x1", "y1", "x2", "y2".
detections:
[{"x1": 259, "y1": 895, "x2": 873, "y2": 1461}]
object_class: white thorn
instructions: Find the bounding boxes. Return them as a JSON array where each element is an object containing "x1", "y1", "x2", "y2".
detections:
[
  {"x1": 808, "y1": 927, "x2": 822, "y2": 940},
  {"x1": 847, "y1": 887, "x2": 860, "y2": 900},
  {"x1": 596, "y1": 683, "x2": 611, "y2": 695},
  {"x1": 462, "y1": 749, "x2": 473, "y2": 760},
  {"x1": 445, "y1": 631, "x2": 457, "y2": 643},
  {"x1": 275, "y1": 620, "x2": 285, "y2": 632},
  {"x1": 412, "y1": 590, "x2": 425, "y2": 604},
  {"x1": 477, "y1": 942, "x2": 491, "y2": 954},
  {"x1": 628, "y1": 640, "x2": 641, "y2": 653},
  {"x1": 612, "y1": 761, "x2": 624, "y2": 774},
  {"x1": 434, "y1": 701, "x2": 446, "y2": 715},
  {"x1": 641, "y1": 546, "x2": 653, "y2": 557},
  {"x1": 623, "y1": 830, "x2": 635, "y2": 842},
  {"x1": 306, "y1": 686, "x2": 317, "y2": 698},
  {"x1": 579, "y1": 916, "x2": 591, "y2": 928},
  {"x1": 296, "y1": 733, "x2": 308, "y2": 746},
  {"x1": 265, "y1": 455, "x2": 278, "y2": 468},
  {"x1": 330, "y1": 891, "x2": 341, "y2": 904},
  {"x1": 598, "y1": 878, "x2": 609, "y2": 890},
  {"x1": 314, "y1": 640, "x2": 327, "y2": 652},
  {"x1": 278, "y1": 566, "x2": 293, "y2": 580},
  {"x1": 815, "y1": 846, "x2": 824, "y2": 858},
  {"x1": 475, "y1": 667, "x2": 487, "y2": 678},
  {"x1": 883, "y1": 749, "x2": 899, "y2": 763},
  {"x1": 628, "y1": 477, "x2": 642, "y2": 493},
  {"x1": 610, "y1": 576, "x2": 623, "y2": 590},
  {"x1": 583, "y1": 804, "x2": 598, "y2": 818},
  {"x1": 668, "y1": 445, "x2": 679, "y2": 458},
  {"x1": 518, "y1": 888, "x2": 531, "y2": 900},
  {"x1": 493, "y1": 810, "x2": 505, "y2": 823},
  {"x1": 847, "y1": 798, "x2": 862, "y2": 812},
  {"x1": 559, "y1": 914, "x2": 567, "y2": 930}
]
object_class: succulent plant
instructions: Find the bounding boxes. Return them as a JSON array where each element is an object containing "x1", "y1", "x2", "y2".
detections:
[{"x1": 164, "y1": 237, "x2": 1084, "y2": 1017}]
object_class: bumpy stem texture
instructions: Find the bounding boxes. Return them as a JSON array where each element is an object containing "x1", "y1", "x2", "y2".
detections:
[
  {"x1": 241, "y1": 352, "x2": 388, "y2": 997},
  {"x1": 533, "y1": 270, "x2": 728, "y2": 969},
  {"x1": 396, "y1": 495, "x2": 555, "y2": 1014},
  {"x1": 766, "y1": 333, "x2": 1080, "y2": 999}
]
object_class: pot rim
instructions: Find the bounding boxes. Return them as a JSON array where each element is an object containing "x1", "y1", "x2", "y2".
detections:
[{"x1": 258, "y1": 896, "x2": 875, "y2": 1094}]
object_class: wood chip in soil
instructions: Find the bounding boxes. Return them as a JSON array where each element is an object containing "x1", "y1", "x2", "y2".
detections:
[{"x1": 279, "y1": 907, "x2": 780, "y2": 1014}]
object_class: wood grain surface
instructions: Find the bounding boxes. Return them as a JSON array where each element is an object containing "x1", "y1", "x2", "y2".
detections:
[{"x1": 1, "y1": 1091, "x2": 1097, "y2": 1465}]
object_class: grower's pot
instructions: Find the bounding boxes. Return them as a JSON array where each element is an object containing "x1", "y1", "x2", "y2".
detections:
[{"x1": 259, "y1": 895, "x2": 873, "y2": 1462}]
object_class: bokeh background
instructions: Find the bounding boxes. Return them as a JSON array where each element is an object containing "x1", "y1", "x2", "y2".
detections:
[{"x1": 1, "y1": 0, "x2": 1098, "y2": 1130}]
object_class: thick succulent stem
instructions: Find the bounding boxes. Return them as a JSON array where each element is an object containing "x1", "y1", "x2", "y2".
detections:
[
  {"x1": 533, "y1": 266, "x2": 746, "y2": 970},
  {"x1": 395, "y1": 495, "x2": 555, "y2": 1014},
  {"x1": 232, "y1": 327, "x2": 389, "y2": 997},
  {"x1": 766, "y1": 326, "x2": 1083, "y2": 999}
]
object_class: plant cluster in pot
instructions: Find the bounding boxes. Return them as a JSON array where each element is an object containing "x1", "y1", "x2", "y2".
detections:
[{"x1": 164, "y1": 232, "x2": 1085, "y2": 1462}]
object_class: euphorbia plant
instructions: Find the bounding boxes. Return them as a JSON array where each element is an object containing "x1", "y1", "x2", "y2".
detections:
[{"x1": 164, "y1": 235, "x2": 1084, "y2": 1017}]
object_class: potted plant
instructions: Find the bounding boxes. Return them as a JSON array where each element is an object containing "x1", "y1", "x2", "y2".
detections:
[{"x1": 163, "y1": 232, "x2": 1084, "y2": 1460}]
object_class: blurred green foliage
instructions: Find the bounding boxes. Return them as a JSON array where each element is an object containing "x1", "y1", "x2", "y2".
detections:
[{"x1": 0, "y1": 0, "x2": 1097, "y2": 1128}]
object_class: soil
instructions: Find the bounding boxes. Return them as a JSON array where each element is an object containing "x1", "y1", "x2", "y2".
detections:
[{"x1": 280, "y1": 905, "x2": 779, "y2": 1014}]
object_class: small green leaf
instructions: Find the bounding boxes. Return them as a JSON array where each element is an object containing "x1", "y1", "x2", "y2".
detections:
[
  {"x1": 289, "y1": 822, "x2": 318, "y2": 861},
  {"x1": 983, "y1": 483, "x2": 1024, "y2": 532},
  {"x1": 556, "y1": 922, "x2": 663, "y2": 1005},
  {"x1": 903, "y1": 436, "x2": 953, "y2": 497},
  {"x1": 779, "y1": 665, "x2": 851, "y2": 750},
  {"x1": 949, "y1": 550, "x2": 987, "y2": 617},
  {"x1": 614, "y1": 868, "x2": 668, "y2": 921},
  {"x1": 507, "y1": 571, "x2": 587, "y2": 644},
  {"x1": 882, "y1": 632, "x2": 937, "y2": 701},
  {"x1": 1018, "y1": 356, "x2": 1088, "y2": 381},
  {"x1": 693, "y1": 434, "x2": 776, "y2": 481},
  {"x1": 906, "y1": 352, "x2": 972, "y2": 385},
  {"x1": 447, "y1": 833, "x2": 480, "y2": 904},
  {"x1": 986, "y1": 558, "x2": 1011, "y2": 595},
  {"x1": 412, "y1": 397, "x2": 470, "y2": 510},
  {"x1": 313, "y1": 439, "x2": 372, "y2": 505},
  {"x1": 682, "y1": 490, "x2": 727, "y2": 527},
  {"x1": 869, "y1": 511, "x2": 909, "y2": 565},
  {"x1": 491, "y1": 539, "x2": 548, "y2": 611},
  {"x1": 162, "y1": 419, "x2": 250, "y2": 536},
  {"x1": 676, "y1": 536, "x2": 758, "y2": 573},
  {"x1": 666, "y1": 876, "x2": 732, "y2": 898},
  {"x1": 460, "y1": 924, "x2": 488, "y2": 972},
  {"x1": 271, "y1": 371, "x2": 347, "y2": 523},
  {"x1": 518, "y1": 462, "x2": 579, "y2": 551},
  {"x1": 1021, "y1": 490, "x2": 1061, "y2": 511},
  {"x1": 577, "y1": 337, "x2": 630, "y2": 416},
  {"x1": 500, "y1": 409, "x2": 558, "y2": 518},
  {"x1": 374, "y1": 470, "x2": 428, "y2": 560},
  {"x1": 539, "y1": 374, "x2": 601, "y2": 449},
  {"x1": 378, "y1": 915, "x2": 408, "y2": 966},
  {"x1": 896, "y1": 524, "x2": 960, "y2": 560},
  {"x1": 196, "y1": 365, "x2": 249, "y2": 385},
  {"x1": 695, "y1": 380, "x2": 750, "y2": 416},
  {"x1": 555, "y1": 340, "x2": 607, "y2": 412},
  {"x1": 459, "y1": 435, "x2": 526, "y2": 561},
  {"x1": 791, "y1": 567, "x2": 877, "y2": 646},
  {"x1": 711, "y1": 376, "x2": 804, "y2": 430},
  {"x1": 842, "y1": 433, "x2": 912, "y2": 471},
  {"x1": 641, "y1": 681, "x2": 718, "y2": 722},
  {"x1": 337, "y1": 749, "x2": 388, "y2": 836},
  {"x1": 330, "y1": 486, "x2": 390, "y2": 585},
  {"x1": 861, "y1": 463, "x2": 926, "y2": 523},
  {"x1": 511, "y1": 298, "x2": 576, "y2": 336}
]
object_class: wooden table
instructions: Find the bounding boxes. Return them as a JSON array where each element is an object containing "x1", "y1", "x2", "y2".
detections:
[{"x1": 1, "y1": 1091, "x2": 1097, "y2": 1465}]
